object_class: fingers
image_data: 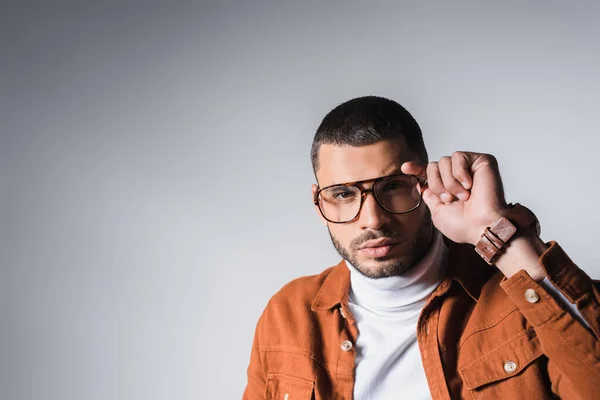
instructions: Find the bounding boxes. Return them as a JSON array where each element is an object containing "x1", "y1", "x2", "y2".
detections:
[
  {"x1": 440, "y1": 156, "x2": 470, "y2": 201},
  {"x1": 451, "y1": 151, "x2": 473, "y2": 190},
  {"x1": 403, "y1": 152, "x2": 495, "y2": 205},
  {"x1": 420, "y1": 152, "x2": 476, "y2": 204},
  {"x1": 426, "y1": 162, "x2": 450, "y2": 202}
]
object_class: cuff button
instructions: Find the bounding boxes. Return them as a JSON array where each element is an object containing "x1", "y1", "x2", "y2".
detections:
[{"x1": 341, "y1": 340, "x2": 353, "y2": 352}]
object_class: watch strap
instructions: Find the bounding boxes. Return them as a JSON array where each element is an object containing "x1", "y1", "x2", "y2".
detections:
[{"x1": 474, "y1": 203, "x2": 539, "y2": 265}]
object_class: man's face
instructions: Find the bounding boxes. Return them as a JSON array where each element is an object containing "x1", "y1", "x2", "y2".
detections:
[{"x1": 312, "y1": 138, "x2": 433, "y2": 278}]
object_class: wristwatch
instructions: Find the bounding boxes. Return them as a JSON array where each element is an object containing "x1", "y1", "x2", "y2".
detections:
[{"x1": 474, "y1": 203, "x2": 541, "y2": 265}]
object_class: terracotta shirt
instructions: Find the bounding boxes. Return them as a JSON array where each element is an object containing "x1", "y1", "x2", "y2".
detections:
[{"x1": 243, "y1": 239, "x2": 600, "y2": 399}]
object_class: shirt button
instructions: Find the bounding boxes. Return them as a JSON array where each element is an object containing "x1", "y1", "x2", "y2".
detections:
[
  {"x1": 525, "y1": 288, "x2": 540, "y2": 303},
  {"x1": 341, "y1": 340, "x2": 353, "y2": 352},
  {"x1": 504, "y1": 360, "x2": 517, "y2": 373}
]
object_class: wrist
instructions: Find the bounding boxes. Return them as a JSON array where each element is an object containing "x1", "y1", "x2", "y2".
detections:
[
  {"x1": 494, "y1": 234, "x2": 549, "y2": 281},
  {"x1": 470, "y1": 208, "x2": 510, "y2": 246},
  {"x1": 473, "y1": 203, "x2": 542, "y2": 270}
]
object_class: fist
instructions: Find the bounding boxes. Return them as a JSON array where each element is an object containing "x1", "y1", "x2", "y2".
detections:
[{"x1": 402, "y1": 151, "x2": 510, "y2": 245}]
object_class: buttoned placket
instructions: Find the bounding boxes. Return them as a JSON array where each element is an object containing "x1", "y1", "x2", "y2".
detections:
[
  {"x1": 336, "y1": 305, "x2": 358, "y2": 399},
  {"x1": 417, "y1": 281, "x2": 453, "y2": 400}
]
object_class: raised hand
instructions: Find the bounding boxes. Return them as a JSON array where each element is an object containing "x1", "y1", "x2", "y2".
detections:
[{"x1": 402, "y1": 151, "x2": 510, "y2": 246}]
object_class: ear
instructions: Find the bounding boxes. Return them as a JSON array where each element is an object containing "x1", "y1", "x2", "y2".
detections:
[{"x1": 312, "y1": 184, "x2": 328, "y2": 227}]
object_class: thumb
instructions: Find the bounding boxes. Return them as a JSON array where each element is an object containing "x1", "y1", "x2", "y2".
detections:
[{"x1": 401, "y1": 161, "x2": 427, "y2": 178}]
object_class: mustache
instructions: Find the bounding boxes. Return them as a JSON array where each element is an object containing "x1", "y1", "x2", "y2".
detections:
[{"x1": 350, "y1": 229, "x2": 403, "y2": 250}]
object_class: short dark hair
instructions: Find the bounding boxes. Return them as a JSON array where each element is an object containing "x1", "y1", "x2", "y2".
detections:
[{"x1": 311, "y1": 96, "x2": 428, "y2": 173}]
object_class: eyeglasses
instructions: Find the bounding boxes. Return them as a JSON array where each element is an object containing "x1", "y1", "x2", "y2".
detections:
[{"x1": 313, "y1": 173, "x2": 428, "y2": 224}]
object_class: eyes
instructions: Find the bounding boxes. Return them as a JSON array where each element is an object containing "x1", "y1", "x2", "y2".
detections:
[
  {"x1": 324, "y1": 178, "x2": 414, "y2": 201},
  {"x1": 331, "y1": 189, "x2": 358, "y2": 200},
  {"x1": 316, "y1": 175, "x2": 423, "y2": 221},
  {"x1": 380, "y1": 180, "x2": 411, "y2": 193}
]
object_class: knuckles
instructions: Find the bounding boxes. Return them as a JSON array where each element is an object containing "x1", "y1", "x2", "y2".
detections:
[
  {"x1": 438, "y1": 156, "x2": 451, "y2": 165},
  {"x1": 483, "y1": 153, "x2": 498, "y2": 165},
  {"x1": 430, "y1": 152, "x2": 498, "y2": 168},
  {"x1": 425, "y1": 152, "x2": 499, "y2": 187}
]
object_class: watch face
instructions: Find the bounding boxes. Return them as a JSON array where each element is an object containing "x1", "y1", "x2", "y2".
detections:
[{"x1": 515, "y1": 204, "x2": 541, "y2": 236}]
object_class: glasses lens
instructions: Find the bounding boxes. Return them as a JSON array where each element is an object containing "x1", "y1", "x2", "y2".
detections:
[
  {"x1": 318, "y1": 185, "x2": 362, "y2": 222},
  {"x1": 374, "y1": 175, "x2": 421, "y2": 213}
]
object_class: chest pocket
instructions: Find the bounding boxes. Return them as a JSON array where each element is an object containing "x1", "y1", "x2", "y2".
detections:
[
  {"x1": 265, "y1": 373, "x2": 315, "y2": 400},
  {"x1": 458, "y1": 329, "x2": 543, "y2": 392}
]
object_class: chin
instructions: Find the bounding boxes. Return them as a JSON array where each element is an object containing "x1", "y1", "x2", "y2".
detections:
[
  {"x1": 370, "y1": 250, "x2": 411, "y2": 265},
  {"x1": 356, "y1": 256, "x2": 413, "y2": 278}
]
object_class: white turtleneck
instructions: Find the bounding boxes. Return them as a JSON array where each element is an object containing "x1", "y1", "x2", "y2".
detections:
[{"x1": 347, "y1": 229, "x2": 447, "y2": 400}]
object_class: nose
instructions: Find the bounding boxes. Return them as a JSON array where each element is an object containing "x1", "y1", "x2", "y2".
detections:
[{"x1": 358, "y1": 190, "x2": 391, "y2": 230}]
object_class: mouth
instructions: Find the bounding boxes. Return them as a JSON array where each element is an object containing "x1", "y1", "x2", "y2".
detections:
[{"x1": 358, "y1": 239, "x2": 399, "y2": 258}]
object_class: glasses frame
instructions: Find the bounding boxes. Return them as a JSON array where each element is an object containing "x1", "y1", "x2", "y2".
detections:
[{"x1": 313, "y1": 173, "x2": 428, "y2": 224}]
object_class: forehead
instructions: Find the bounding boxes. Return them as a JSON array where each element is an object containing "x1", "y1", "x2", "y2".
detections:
[{"x1": 316, "y1": 138, "x2": 419, "y2": 187}]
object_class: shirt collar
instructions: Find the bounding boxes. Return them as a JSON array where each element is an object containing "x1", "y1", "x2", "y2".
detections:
[
  {"x1": 442, "y1": 235, "x2": 496, "y2": 302},
  {"x1": 311, "y1": 258, "x2": 351, "y2": 312}
]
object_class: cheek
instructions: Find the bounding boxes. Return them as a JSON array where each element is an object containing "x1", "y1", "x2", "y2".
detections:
[
  {"x1": 328, "y1": 225, "x2": 355, "y2": 246},
  {"x1": 393, "y1": 207, "x2": 429, "y2": 232}
]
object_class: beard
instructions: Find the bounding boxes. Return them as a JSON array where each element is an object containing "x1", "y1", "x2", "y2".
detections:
[{"x1": 329, "y1": 217, "x2": 434, "y2": 279}]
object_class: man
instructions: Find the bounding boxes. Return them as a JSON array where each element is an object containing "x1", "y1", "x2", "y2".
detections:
[{"x1": 243, "y1": 96, "x2": 600, "y2": 399}]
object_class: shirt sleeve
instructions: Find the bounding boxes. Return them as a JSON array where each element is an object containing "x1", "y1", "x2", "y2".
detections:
[
  {"x1": 242, "y1": 312, "x2": 267, "y2": 400},
  {"x1": 499, "y1": 241, "x2": 600, "y2": 398}
]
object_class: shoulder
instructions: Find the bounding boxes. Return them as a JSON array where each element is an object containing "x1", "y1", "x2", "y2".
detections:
[
  {"x1": 265, "y1": 265, "x2": 336, "y2": 315},
  {"x1": 254, "y1": 262, "x2": 345, "y2": 343}
]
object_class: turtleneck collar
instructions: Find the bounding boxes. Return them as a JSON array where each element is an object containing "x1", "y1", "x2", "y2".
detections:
[{"x1": 347, "y1": 229, "x2": 448, "y2": 312}]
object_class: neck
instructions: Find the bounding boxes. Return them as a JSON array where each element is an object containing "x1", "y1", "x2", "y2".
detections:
[{"x1": 347, "y1": 229, "x2": 447, "y2": 312}]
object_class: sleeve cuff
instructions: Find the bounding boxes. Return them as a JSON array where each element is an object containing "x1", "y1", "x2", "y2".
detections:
[
  {"x1": 500, "y1": 269, "x2": 562, "y2": 326},
  {"x1": 499, "y1": 241, "x2": 594, "y2": 328}
]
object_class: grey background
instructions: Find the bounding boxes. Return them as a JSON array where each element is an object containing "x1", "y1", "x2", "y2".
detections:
[{"x1": 2, "y1": 2, "x2": 599, "y2": 399}]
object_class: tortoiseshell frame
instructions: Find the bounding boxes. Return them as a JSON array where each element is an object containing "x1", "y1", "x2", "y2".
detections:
[{"x1": 313, "y1": 173, "x2": 428, "y2": 224}]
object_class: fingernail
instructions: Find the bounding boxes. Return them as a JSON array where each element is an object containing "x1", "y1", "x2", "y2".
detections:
[
  {"x1": 441, "y1": 193, "x2": 452, "y2": 202},
  {"x1": 461, "y1": 182, "x2": 469, "y2": 189},
  {"x1": 457, "y1": 193, "x2": 467, "y2": 201}
]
